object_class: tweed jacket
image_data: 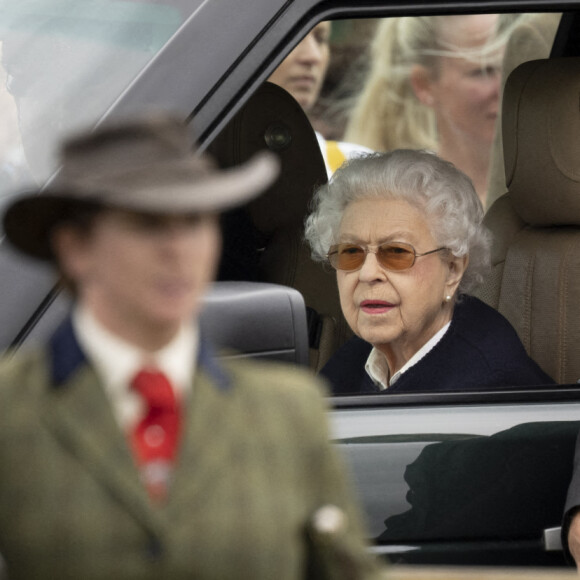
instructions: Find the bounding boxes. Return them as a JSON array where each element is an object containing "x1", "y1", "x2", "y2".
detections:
[
  {"x1": 0, "y1": 318, "x2": 382, "y2": 580},
  {"x1": 562, "y1": 430, "x2": 580, "y2": 563}
]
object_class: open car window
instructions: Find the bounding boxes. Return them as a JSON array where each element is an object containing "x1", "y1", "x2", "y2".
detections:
[
  {"x1": 0, "y1": 0, "x2": 197, "y2": 208},
  {"x1": 214, "y1": 12, "x2": 566, "y2": 394},
  {"x1": 0, "y1": 6, "x2": 573, "y2": 395}
]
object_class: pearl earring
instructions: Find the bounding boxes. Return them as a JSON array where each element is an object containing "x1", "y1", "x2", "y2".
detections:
[{"x1": 445, "y1": 295, "x2": 452, "y2": 302}]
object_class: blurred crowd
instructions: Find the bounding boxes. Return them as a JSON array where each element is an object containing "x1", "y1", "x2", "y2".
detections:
[
  {"x1": 0, "y1": 13, "x2": 562, "y2": 212},
  {"x1": 269, "y1": 13, "x2": 560, "y2": 208}
]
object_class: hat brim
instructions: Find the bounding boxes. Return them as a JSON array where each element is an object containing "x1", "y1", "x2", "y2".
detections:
[{"x1": 3, "y1": 151, "x2": 279, "y2": 261}]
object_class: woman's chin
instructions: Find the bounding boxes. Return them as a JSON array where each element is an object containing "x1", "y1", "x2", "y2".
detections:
[{"x1": 358, "y1": 328, "x2": 398, "y2": 350}]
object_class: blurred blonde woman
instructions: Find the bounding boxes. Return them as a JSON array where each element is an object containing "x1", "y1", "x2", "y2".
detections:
[{"x1": 345, "y1": 15, "x2": 517, "y2": 205}]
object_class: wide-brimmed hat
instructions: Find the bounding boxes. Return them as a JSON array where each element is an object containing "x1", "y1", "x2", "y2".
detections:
[{"x1": 3, "y1": 113, "x2": 280, "y2": 260}]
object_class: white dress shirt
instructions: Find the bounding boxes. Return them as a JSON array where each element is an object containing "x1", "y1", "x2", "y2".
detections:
[
  {"x1": 72, "y1": 305, "x2": 198, "y2": 433},
  {"x1": 365, "y1": 322, "x2": 451, "y2": 390}
]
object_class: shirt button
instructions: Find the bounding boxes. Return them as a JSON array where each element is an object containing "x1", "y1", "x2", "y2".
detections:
[{"x1": 144, "y1": 425, "x2": 166, "y2": 447}]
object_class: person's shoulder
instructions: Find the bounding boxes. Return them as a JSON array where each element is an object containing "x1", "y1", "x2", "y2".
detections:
[
  {"x1": 451, "y1": 295, "x2": 553, "y2": 383},
  {"x1": 454, "y1": 294, "x2": 521, "y2": 341},
  {"x1": 222, "y1": 356, "x2": 330, "y2": 402},
  {"x1": 0, "y1": 348, "x2": 46, "y2": 389},
  {"x1": 220, "y1": 357, "x2": 333, "y2": 436},
  {"x1": 0, "y1": 348, "x2": 49, "y2": 429}
]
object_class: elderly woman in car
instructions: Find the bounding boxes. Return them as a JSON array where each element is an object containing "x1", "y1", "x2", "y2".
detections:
[{"x1": 305, "y1": 150, "x2": 553, "y2": 395}]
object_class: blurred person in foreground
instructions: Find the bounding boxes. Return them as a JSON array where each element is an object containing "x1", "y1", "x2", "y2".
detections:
[
  {"x1": 562, "y1": 431, "x2": 580, "y2": 568},
  {"x1": 268, "y1": 21, "x2": 371, "y2": 176},
  {"x1": 0, "y1": 114, "x2": 384, "y2": 579},
  {"x1": 345, "y1": 15, "x2": 514, "y2": 206},
  {"x1": 305, "y1": 150, "x2": 553, "y2": 395}
]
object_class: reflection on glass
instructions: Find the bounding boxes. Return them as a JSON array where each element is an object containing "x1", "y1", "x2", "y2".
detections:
[
  {"x1": 379, "y1": 421, "x2": 579, "y2": 550},
  {"x1": 0, "y1": 0, "x2": 187, "y2": 218},
  {"x1": 0, "y1": 42, "x2": 27, "y2": 215}
]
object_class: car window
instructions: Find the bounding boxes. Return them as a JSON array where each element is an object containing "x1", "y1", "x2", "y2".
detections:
[
  {"x1": 215, "y1": 11, "x2": 565, "y2": 393},
  {"x1": 0, "y1": 0, "x2": 201, "y2": 209},
  {"x1": 309, "y1": 14, "x2": 557, "y2": 206},
  {"x1": 0, "y1": 5, "x2": 569, "y2": 394}
]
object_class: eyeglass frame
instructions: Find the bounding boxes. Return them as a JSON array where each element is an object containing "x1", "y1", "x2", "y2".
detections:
[{"x1": 326, "y1": 241, "x2": 449, "y2": 272}]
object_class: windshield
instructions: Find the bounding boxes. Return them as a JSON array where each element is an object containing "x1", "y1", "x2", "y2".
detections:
[{"x1": 0, "y1": 0, "x2": 195, "y2": 214}]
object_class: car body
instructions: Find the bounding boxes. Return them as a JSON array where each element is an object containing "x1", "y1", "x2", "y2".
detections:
[{"x1": 1, "y1": 0, "x2": 580, "y2": 571}]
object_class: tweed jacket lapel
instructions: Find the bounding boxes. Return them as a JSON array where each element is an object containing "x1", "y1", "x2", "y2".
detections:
[
  {"x1": 42, "y1": 318, "x2": 235, "y2": 533},
  {"x1": 166, "y1": 340, "x2": 234, "y2": 513},
  {"x1": 42, "y1": 318, "x2": 166, "y2": 535}
]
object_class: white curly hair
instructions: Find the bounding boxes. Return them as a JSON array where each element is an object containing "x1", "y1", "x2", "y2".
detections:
[{"x1": 304, "y1": 149, "x2": 491, "y2": 294}]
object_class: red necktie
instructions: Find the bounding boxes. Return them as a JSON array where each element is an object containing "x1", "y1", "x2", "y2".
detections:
[{"x1": 130, "y1": 369, "x2": 181, "y2": 501}]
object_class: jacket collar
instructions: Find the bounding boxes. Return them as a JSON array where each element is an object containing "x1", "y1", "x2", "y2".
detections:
[{"x1": 48, "y1": 316, "x2": 232, "y2": 391}]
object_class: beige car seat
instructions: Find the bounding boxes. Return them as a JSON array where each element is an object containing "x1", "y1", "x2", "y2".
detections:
[
  {"x1": 473, "y1": 57, "x2": 580, "y2": 383},
  {"x1": 208, "y1": 82, "x2": 351, "y2": 371},
  {"x1": 486, "y1": 13, "x2": 561, "y2": 210}
]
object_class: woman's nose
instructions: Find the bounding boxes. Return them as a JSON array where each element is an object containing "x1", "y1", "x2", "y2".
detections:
[{"x1": 357, "y1": 251, "x2": 387, "y2": 282}]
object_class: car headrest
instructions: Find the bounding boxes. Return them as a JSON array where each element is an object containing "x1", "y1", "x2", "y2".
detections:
[
  {"x1": 503, "y1": 57, "x2": 580, "y2": 226},
  {"x1": 208, "y1": 82, "x2": 327, "y2": 236},
  {"x1": 199, "y1": 281, "x2": 309, "y2": 365}
]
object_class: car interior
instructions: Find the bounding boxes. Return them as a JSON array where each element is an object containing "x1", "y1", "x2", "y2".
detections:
[
  {"x1": 205, "y1": 11, "x2": 580, "y2": 389},
  {"x1": 2, "y1": 10, "x2": 579, "y2": 390},
  {"x1": 209, "y1": 82, "x2": 351, "y2": 371}
]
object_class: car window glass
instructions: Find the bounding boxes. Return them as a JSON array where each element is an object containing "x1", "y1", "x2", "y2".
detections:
[
  {"x1": 216, "y1": 12, "x2": 563, "y2": 393},
  {"x1": 310, "y1": 14, "x2": 556, "y2": 204},
  {"x1": 0, "y1": 0, "x2": 199, "y2": 211},
  {"x1": 0, "y1": 6, "x2": 566, "y2": 393}
]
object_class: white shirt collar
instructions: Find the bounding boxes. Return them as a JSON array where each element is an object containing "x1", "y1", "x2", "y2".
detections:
[
  {"x1": 365, "y1": 322, "x2": 450, "y2": 391},
  {"x1": 72, "y1": 304, "x2": 198, "y2": 431}
]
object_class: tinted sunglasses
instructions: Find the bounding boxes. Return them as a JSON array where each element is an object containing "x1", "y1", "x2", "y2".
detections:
[{"x1": 327, "y1": 241, "x2": 448, "y2": 272}]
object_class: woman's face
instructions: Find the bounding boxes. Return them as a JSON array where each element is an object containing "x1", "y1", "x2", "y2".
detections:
[
  {"x1": 414, "y1": 14, "x2": 503, "y2": 149},
  {"x1": 267, "y1": 21, "x2": 331, "y2": 111},
  {"x1": 335, "y1": 197, "x2": 466, "y2": 371}
]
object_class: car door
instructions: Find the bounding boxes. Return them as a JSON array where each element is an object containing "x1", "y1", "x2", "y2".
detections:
[{"x1": 331, "y1": 390, "x2": 580, "y2": 566}]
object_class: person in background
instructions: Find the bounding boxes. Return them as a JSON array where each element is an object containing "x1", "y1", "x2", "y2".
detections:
[
  {"x1": 305, "y1": 150, "x2": 554, "y2": 395},
  {"x1": 268, "y1": 21, "x2": 371, "y2": 176},
  {"x1": 0, "y1": 114, "x2": 384, "y2": 579},
  {"x1": 345, "y1": 15, "x2": 514, "y2": 206}
]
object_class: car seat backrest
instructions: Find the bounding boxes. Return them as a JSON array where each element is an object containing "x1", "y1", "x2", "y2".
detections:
[
  {"x1": 209, "y1": 82, "x2": 351, "y2": 371},
  {"x1": 474, "y1": 57, "x2": 580, "y2": 383},
  {"x1": 485, "y1": 13, "x2": 561, "y2": 210},
  {"x1": 199, "y1": 281, "x2": 309, "y2": 365}
]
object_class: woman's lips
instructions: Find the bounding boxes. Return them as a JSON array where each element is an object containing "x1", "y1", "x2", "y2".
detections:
[{"x1": 360, "y1": 300, "x2": 395, "y2": 314}]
